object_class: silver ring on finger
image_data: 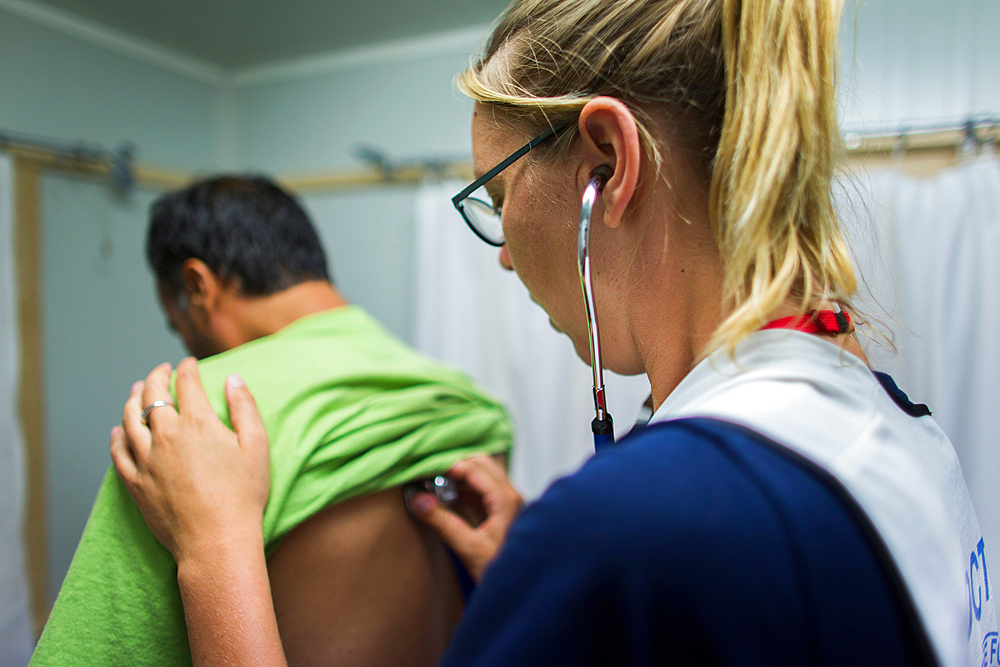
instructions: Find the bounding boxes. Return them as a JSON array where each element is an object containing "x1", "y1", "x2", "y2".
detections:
[{"x1": 141, "y1": 400, "x2": 175, "y2": 426}]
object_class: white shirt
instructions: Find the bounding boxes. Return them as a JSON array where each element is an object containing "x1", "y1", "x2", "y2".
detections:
[{"x1": 651, "y1": 329, "x2": 997, "y2": 667}]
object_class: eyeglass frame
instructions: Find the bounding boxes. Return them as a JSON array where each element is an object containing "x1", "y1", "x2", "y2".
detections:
[{"x1": 452, "y1": 122, "x2": 570, "y2": 246}]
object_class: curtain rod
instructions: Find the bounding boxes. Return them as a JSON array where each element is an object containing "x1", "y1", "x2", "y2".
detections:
[
  {"x1": 843, "y1": 115, "x2": 999, "y2": 155},
  {"x1": 0, "y1": 129, "x2": 192, "y2": 191},
  {"x1": 284, "y1": 116, "x2": 1000, "y2": 193},
  {"x1": 281, "y1": 154, "x2": 474, "y2": 193},
  {"x1": 280, "y1": 124, "x2": 1000, "y2": 193},
  {"x1": 843, "y1": 115, "x2": 999, "y2": 140},
  {"x1": 0, "y1": 129, "x2": 135, "y2": 192},
  {"x1": 5, "y1": 113, "x2": 996, "y2": 196}
]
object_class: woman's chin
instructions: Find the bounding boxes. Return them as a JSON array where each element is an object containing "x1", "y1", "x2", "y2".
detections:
[{"x1": 547, "y1": 318, "x2": 592, "y2": 364}]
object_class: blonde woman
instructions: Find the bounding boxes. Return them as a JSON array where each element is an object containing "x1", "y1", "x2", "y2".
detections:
[{"x1": 111, "y1": 0, "x2": 994, "y2": 665}]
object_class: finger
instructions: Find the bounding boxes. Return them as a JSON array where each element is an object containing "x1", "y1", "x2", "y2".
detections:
[
  {"x1": 225, "y1": 374, "x2": 267, "y2": 448},
  {"x1": 449, "y1": 455, "x2": 508, "y2": 486},
  {"x1": 110, "y1": 425, "x2": 138, "y2": 483},
  {"x1": 122, "y1": 379, "x2": 152, "y2": 461},
  {"x1": 449, "y1": 460, "x2": 511, "y2": 505},
  {"x1": 175, "y1": 357, "x2": 215, "y2": 418},
  {"x1": 141, "y1": 362, "x2": 178, "y2": 429},
  {"x1": 451, "y1": 457, "x2": 522, "y2": 524},
  {"x1": 410, "y1": 493, "x2": 488, "y2": 578},
  {"x1": 122, "y1": 379, "x2": 143, "y2": 425}
]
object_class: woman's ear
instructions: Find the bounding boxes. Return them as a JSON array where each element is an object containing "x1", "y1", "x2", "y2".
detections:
[{"x1": 577, "y1": 97, "x2": 642, "y2": 229}]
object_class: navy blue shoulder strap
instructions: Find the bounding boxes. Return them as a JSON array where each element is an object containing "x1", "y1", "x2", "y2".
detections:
[{"x1": 873, "y1": 371, "x2": 932, "y2": 417}]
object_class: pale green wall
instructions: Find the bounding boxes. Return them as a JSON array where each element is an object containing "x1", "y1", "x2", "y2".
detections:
[
  {"x1": 237, "y1": 45, "x2": 482, "y2": 341},
  {"x1": 0, "y1": 10, "x2": 219, "y2": 602},
  {"x1": 40, "y1": 177, "x2": 189, "y2": 601},
  {"x1": 0, "y1": 12, "x2": 219, "y2": 168},
  {"x1": 239, "y1": 50, "x2": 476, "y2": 173},
  {"x1": 297, "y1": 188, "x2": 417, "y2": 341}
]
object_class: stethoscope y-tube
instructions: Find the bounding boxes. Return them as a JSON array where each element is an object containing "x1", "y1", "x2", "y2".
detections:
[{"x1": 578, "y1": 168, "x2": 615, "y2": 452}]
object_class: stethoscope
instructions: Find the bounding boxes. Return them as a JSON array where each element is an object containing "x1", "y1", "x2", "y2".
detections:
[
  {"x1": 404, "y1": 165, "x2": 621, "y2": 521},
  {"x1": 578, "y1": 167, "x2": 616, "y2": 452}
]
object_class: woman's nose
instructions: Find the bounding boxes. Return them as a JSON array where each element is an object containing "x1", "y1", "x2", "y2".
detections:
[{"x1": 498, "y1": 244, "x2": 513, "y2": 271}]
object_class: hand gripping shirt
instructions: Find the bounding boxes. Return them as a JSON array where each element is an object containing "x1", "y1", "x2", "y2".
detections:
[{"x1": 31, "y1": 306, "x2": 512, "y2": 666}]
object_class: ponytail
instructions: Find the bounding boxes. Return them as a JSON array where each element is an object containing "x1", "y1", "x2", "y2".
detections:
[{"x1": 708, "y1": 0, "x2": 857, "y2": 353}]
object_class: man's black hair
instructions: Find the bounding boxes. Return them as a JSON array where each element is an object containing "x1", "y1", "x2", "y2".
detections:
[{"x1": 147, "y1": 175, "x2": 331, "y2": 298}]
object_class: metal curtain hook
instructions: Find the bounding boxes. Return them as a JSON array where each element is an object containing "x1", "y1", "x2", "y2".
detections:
[
  {"x1": 890, "y1": 127, "x2": 909, "y2": 162},
  {"x1": 962, "y1": 119, "x2": 983, "y2": 157}
]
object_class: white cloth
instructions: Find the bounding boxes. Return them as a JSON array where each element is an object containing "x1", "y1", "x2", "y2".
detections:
[
  {"x1": 0, "y1": 154, "x2": 34, "y2": 665},
  {"x1": 653, "y1": 329, "x2": 996, "y2": 667},
  {"x1": 413, "y1": 180, "x2": 650, "y2": 500},
  {"x1": 846, "y1": 151, "x2": 1000, "y2": 581}
]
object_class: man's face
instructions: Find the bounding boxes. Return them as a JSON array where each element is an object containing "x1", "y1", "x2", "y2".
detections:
[{"x1": 156, "y1": 280, "x2": 224, "y2": 360}]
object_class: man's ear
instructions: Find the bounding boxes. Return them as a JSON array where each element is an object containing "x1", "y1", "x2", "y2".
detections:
[
  {"x1": 576, "y1": 97, "x2": 642, "y2": 229},
  {"x1": 179, "y1": 259, "x2": 222, "y2": 316}
]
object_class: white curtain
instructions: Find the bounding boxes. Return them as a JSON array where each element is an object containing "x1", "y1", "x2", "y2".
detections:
[
  {"x1": 0, "y1": 154, "x2": 33, "y2": 665},
  {"x1": 413, "y1": 180, "x2": 651, "y2": 500},
  {"x1": 849, "y1": 149, "x2": 1000, "y2": 558}
]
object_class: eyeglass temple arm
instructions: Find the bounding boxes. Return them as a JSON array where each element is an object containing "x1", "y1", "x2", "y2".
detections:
[{"x1": 452, "y1": 124, "x2": 565, "y2": 205}]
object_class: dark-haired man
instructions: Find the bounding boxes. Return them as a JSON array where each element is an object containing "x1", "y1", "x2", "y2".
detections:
[
  {"x1": 146, "y1": 176, "x2": 339, "y2": 360},
  {"x1": 32, "y1": 176, "x2": 512, "y2": 666}
]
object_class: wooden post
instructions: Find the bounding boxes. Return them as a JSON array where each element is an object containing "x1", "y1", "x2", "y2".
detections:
[{"x1": 13, "y1": 157, "x2": 49, "y2": 636}]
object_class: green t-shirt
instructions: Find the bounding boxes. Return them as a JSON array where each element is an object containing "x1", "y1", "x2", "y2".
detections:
[{"x1": 31, "y1": 306, "x2": 512, "y2": 665}]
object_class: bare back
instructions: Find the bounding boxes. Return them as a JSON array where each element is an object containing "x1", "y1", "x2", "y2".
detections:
[{"x1": 267, "y1": 488, "x2": 465, "y2": 666}]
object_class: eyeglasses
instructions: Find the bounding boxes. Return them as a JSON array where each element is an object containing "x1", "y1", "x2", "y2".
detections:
[{"x1": 452, "y1": 123, "x2": 569, "y2": 246}]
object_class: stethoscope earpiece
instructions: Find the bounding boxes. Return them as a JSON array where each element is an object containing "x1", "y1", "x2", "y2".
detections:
[{"x1": 589, "y1": 166, "x2": 613, "y2": 189}]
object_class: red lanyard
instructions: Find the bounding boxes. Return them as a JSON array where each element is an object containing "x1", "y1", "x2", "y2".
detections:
[{"x1": 761, "y1": 309, "x2": 852, "y2": 335}]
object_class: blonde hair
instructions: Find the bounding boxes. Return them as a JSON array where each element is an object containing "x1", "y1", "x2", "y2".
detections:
[{"x1": 460, "y1": 0, "x2": 859, "y2": 356}]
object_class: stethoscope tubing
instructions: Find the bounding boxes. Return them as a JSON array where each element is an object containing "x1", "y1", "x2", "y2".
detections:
[{"x1": 577, "y1": 171, "x2": 615, "y2": 451}]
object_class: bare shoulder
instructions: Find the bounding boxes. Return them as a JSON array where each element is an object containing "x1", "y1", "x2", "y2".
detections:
[{"x1": 267, "y1": 487, "x2": 464, "y2": 667}]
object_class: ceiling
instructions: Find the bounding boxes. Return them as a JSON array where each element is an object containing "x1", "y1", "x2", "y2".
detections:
[{"x1": 27, "y1": 0, "x2": 511, "y2": 69}]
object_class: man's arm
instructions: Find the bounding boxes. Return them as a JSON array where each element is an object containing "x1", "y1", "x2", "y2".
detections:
[{"x1": 267, "y1": 488, "x2": 464, "y2": 667}]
